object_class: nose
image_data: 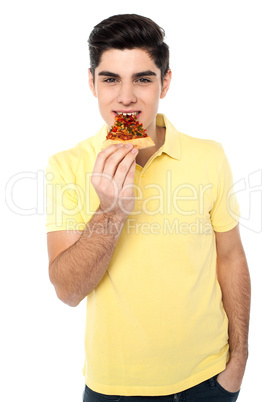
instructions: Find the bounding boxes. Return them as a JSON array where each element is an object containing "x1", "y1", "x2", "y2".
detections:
[{"x1": 117, "y1": 82, "x2": 137, "y2": 105}]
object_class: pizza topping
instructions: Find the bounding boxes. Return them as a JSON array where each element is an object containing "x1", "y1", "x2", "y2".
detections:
[{"x1": 107, "y1": 113, "x2": 148, "y2": 141}]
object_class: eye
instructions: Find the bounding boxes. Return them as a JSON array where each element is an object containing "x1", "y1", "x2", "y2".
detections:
[
  {"x1": 137, "y1": 78, "x2": 152, "y2": 83},
  {"x1": 103, "y1": 78, "x2": 118, "y2": 83}
]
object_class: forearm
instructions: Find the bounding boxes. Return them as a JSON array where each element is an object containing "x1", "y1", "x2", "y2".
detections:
[
  {"x1": 217, "y1": 251, "x2": 251, "y2": 368},
  {"x1": 49, "y1": 207, "x2": 126, "y2": 307}
]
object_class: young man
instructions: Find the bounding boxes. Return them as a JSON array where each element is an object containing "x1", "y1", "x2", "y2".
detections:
[{"x1": 46, "y1": 14, "x2": 251, "y2": 402}]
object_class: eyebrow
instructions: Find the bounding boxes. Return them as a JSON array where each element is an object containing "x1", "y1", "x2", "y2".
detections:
[{"x1": 98, "y1": 70, "x2": 157, "y2": 79}]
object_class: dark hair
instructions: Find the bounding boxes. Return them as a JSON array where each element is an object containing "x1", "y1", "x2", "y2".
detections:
[{"x1": 88, "y1": 14, "x2": 169, "y2": 85}]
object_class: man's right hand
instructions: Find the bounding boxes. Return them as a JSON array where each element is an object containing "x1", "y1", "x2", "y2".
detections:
[{"x1": 91, "y1": 143, "x2": 139, "y2": 219}]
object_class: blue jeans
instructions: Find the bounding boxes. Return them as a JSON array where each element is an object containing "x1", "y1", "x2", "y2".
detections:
[{"x1": 83, "y1": 376, "x2": 240, "y2": 402}]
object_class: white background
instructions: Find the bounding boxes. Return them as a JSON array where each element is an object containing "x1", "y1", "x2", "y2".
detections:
[{"x1": 1, "y1": 1, "x2": 266, "y2": 401}]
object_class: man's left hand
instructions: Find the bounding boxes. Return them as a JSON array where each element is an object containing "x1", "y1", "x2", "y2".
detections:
[{"x1": 216, "y1": 359, "x2": 245, "y2": 393}]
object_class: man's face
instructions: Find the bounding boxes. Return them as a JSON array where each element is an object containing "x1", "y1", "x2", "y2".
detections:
[{"x1": 89, "y1": 48, "x2": 171, "y2": 135}]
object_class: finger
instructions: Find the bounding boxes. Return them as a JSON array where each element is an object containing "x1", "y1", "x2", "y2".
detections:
[
  {"x1": 114, "y1": 147, "x2": 138, "y2": 189},
  {"x1": 102, "y1": 144, "x2": 135, "y2": 177},
  {"x1": 122, "y1": 158, "x2": 136, "y2": 190},
  {"x1": 92, "y1": 144, "x2": 124, "y2": 175}
]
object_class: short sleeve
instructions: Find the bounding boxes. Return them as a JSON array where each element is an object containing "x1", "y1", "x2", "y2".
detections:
[
  {"x1": 45, "y1": 156, "x2": 86, "y2": 233},
  {"x1": 210, "y1": 153, "x2": 240, "y2": 232}
]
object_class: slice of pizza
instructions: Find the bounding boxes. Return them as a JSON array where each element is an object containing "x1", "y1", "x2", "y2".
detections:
[{"x1": 101, "y1": 113, "x2": 155, "y2": 150}]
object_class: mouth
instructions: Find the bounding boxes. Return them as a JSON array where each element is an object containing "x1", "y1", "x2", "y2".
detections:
[{"x1": 113, "y1": 111, "x2": 141, "y2": 118}]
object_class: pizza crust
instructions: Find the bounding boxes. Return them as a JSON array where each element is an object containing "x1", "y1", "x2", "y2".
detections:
[{"x1": 101, "y1": 136, "x2": 155, "y2": 150}]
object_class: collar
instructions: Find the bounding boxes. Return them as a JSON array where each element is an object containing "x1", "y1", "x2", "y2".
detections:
[
  {"x1": 93, "y1": 114, "x2": 181, "y2": 160},
  {"x1": 156, "y1": 114, "x2": 181, "y2": 160}
]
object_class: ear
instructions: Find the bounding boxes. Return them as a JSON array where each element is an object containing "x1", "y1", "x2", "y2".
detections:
[
  {"x1": 88, "y1": 68, "x2": 97, "y2": 97},
  {"x1": 160, "y1": 69, "x2": 172, "y2": 99}
]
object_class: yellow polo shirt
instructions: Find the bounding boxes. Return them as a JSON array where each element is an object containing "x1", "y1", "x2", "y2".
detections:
[{"x1": 46, "y1": 114, "x2": 240, "y2": 396}]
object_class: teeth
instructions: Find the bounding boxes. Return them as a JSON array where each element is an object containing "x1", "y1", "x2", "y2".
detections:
[{"x1": 117, "y1": 112, "x2": 139, "y2": 116}]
